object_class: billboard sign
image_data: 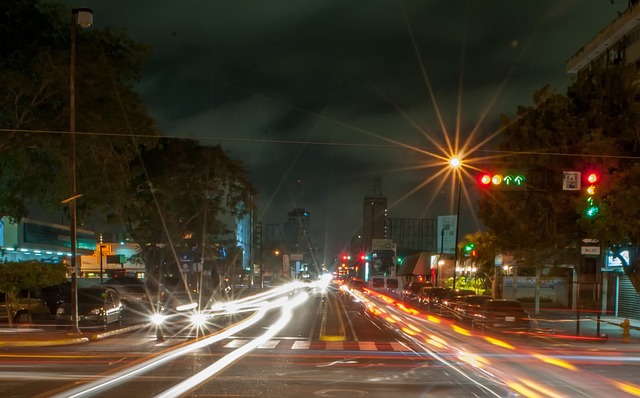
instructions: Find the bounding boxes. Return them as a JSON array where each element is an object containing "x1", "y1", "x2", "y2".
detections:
[{"x1": 437, "y1": 215, "x2": 457, "y2": 255}]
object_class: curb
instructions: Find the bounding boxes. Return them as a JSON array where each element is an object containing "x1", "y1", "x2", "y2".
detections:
[
  {"x1": 0, "y1": 323, "x2": 150, "y2": 348},
  {"x1": 0, "y1": 335, "x2": 90, "y2": 348}
]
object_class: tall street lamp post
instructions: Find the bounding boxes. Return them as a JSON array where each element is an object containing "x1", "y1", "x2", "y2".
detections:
[
  {"x1": 67, "y1": 7, "x2": 93, "y2": 334},
  {"x1": 450, "y1": 157, "x2": 462, "y2": 290}
]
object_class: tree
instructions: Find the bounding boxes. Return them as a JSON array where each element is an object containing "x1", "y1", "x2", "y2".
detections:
[
  {"x1": 0, "y1": 261, "x2": 67, "y2": 327},
  {"x1": 479, "y1": 64, "x2": 640, "y2": 293},
  {"x1": 458, "y1": 232, "x2": 497, "y2": 294},
  {"x1": 123, "y1": 138, "x2": 257, "y2": 289},
  {"x1": 0, "y1": 0, "x2": 159, "y2": 224},
  {"x1": 478, "y1": 85, "x2": 582, "y2": 272},
  {"x1": 569, "y1": 66, "x2": 640, "y2": 291}
]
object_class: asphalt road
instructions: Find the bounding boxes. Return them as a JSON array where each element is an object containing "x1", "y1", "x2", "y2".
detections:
[{"x1": 1, "y1": 283, "x2": 640, "y2": 397}]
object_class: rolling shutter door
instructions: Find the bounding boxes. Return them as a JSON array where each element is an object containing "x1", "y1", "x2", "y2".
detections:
[{"x1": 618, "y1": 274, "x2": 640, "y2": 319}]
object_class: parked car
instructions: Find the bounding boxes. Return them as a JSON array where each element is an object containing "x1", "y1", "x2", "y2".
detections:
[
  {"x1": 402, "y1": 281, "x2": 433, "y2": 302},
  {"x1": 451, "y1": 295, "x2": 492, "y2": 323},
  {"x1": 40, "y1": 282, "x2": 72, "y2": 315},
  {"x1": 417, "y1": 287, "x2": 450, "y2": 310},
  {"x1": 56, "y1": 286, "x2": 123, "y2": 329},
  {"x1": 473, "y1": 299, "x2": 531, "y2": 332},
  {"x1": 0, "y1": 292, "x2": 51, "y2": 324},
  {"x1": 369, "y1": 276, "x2": 403, "y2": 297},
  {"x1": 108, "y1": 284, "x2": 152, "y2": 310},
  {"x1": 439, "y1": 289, "x2": 476, "y2": 316},
  {"x1": 103, "y1": 276, "x2": 145, "y2": 286}
]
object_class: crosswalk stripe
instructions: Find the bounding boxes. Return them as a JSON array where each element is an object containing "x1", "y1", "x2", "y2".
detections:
[
  {"x1": 220, "y1": 339, "x2": 420, "y2": 352},
  {"x1": 291, "y1": 341, "x2": 310, "y2": 350},
  {"x1": 325, "y1": 341, "x2": 343, "y2": 350},
  {"x1": 390, "y1": 342, "x2": 411, "y2": 352},
  {"x1": 224, "y1": 339, "x2": 249, "y2": 348},
  {"x1": 358, "y1": 341, "x2": 378, "y2": 351},
  {"x1": 257, "y1": 340, "x2": 279, "y2": 349}
]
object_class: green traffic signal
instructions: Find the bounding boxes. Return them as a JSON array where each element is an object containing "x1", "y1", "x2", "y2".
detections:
[
  {"x1": 463, "y1": 243, "x2": 475, "y2": 252},
  {"x1": 586, "y1": 205, "x2": 599, "y2": 217}
]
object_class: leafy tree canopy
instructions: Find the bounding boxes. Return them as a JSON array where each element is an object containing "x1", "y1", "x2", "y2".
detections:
[
  {"x1": 479, "y1": 65, "x2": 640, "y2": 291},
  {"x1": 0, "y1": 0, "x2": 159, "y2": 223},
  {"x1": 123, "y1": 138, "x2": 257, "y2": 279}
]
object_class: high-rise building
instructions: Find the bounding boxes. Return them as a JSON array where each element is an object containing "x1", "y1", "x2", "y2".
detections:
[
  {"x1": 362, "y1": 177, "x2": 387, "y2": 252},
  {"x1": 283, "y1": 208, "x2": 310, "y2": 252},
  {"x1": 567, "y1": 2, "x2": 640, "y2": 74},
  {"x1": 386, "y1": 218, "x2": 437, "y2": 255}
]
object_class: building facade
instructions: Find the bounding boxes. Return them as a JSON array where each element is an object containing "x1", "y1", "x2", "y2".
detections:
[
  {"x1": 566, "y1": 1, "x2": 640, "y2": 75},
  {"x1": 386, "y1": 218, "x2": 437, "y2": 256},
  {"x1": 362, "y1": 177, "x2": 387, "y2": 253}
]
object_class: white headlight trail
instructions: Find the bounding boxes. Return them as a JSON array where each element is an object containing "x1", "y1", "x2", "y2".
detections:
[
  {"x1": 211, "y1": 283, "x2": 301, "y2": 312},
  {"x1": 154, "y1": 292, "x2": 309, "y2": 398},
  {"x1": 52, "y1": 308, "x2": 268, "y2": 398}
]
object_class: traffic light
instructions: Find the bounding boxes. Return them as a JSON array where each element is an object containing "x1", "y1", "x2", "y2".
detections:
[
  {"x1": 585, "y1": 171, "x2": 599, "y2": 218},
  {"x1": 478, "y1": 172, "x2": 525, "y2": 189},
  {"x1": 463, "y1": 243, "x2": 475, "y2": 256}
]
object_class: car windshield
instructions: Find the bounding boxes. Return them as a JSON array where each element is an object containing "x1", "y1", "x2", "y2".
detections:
[
  {"x1": 485, "y1": 301, "x2": 526, "y2": 311},
  {"x1": 465, "y1": 296, "x2": 491, "y2": 305},
  {"x1": 3, "y1": 2, "x2": 640, "y2": 397},
  {"x1": 120, "y1": 285, "x2": 147, "y2": 294},
  {"x1": 77, "y1": 290, "x2": 106, "y2": 305}
]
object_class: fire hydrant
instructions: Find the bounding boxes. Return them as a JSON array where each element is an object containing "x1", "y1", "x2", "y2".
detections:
[{"x1": 622, "y1": 318, "x2": 630, "y2": 343}]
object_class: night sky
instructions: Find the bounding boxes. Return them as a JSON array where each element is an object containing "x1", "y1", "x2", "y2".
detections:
[{"x1": 60, "y1": 1, "x2": 623, "y2": 259}]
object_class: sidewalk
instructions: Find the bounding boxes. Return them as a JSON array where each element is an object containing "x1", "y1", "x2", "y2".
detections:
[
  {"x1": 526, "y1": 307, "x2": 640, "y2": 345},
  {"x1": 0, "y1": 323, "x2": 148, "y2": 348}
]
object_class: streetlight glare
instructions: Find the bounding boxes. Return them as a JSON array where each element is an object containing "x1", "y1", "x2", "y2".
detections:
[{"x1": 449, "y1": 157, "x2": 461, "y2": 168}]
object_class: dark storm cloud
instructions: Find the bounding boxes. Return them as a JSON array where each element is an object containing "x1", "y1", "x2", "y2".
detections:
[{"x1": 62, "y1": 0, "x2": 625, "y2": 256}]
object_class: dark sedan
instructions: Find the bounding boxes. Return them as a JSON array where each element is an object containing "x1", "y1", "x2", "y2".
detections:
[
  {"x1": 472, "y1": 299, "x2": 531, "y2": 333},
  {"x1": 451, "y1": 295, "x2": 492, "y2": 323},
  {"x1": 56, "y1": 286, "x2": 123, "y2": 329}
]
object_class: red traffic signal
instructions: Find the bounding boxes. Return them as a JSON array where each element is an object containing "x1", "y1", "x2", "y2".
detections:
[
  {"x1": 584, "y1": 171, "x2": 600, "y2": 218},
  {"x1": 479, "y1": 173, "x2": 492, "y2": 186}
]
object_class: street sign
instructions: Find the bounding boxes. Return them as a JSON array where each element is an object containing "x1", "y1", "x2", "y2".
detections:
[
  {"x1": 581, "y1": 246, "x2": 600, "y2": 255},
  {"x1": 563, "y1": 171, "x2": 581, "y2": 191},
  {"x1": 372, "y1": 239, "x2": 394, "y2": 251}
]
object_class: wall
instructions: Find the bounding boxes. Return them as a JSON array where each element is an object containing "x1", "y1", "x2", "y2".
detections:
[{"x1": 502, "y1": 276, "x2": 569, "y2": 307}]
